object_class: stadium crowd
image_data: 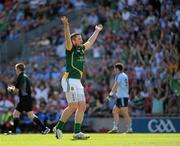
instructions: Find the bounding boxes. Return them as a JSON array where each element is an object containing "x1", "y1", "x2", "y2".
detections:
[
  {"x1": 0, "y1": 0, "x2": 180, "y2": 133},
  {"x1": 0, "y1": 0, "x2": 75, "y2": 42}
]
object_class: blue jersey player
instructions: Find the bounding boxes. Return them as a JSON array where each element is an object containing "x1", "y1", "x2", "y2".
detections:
[{"x1": 107, "y1": 62, "x2": 133, "y2": 133}]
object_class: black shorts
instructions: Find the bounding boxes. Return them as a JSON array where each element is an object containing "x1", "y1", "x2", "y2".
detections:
[
  {"x1": 116, "y1": 98, "x2": 129, "y2": 108},
  {"x1": 16, "y1": 96, "x2": 32, "y2": 112}
]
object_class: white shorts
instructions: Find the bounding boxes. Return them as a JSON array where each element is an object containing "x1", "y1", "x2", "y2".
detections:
[{"x1": 61, "y1": 78, "x2": 85, "y2": 103}]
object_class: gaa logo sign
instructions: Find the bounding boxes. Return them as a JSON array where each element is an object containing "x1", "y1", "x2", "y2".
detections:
[{"x1": 148, "y1": 119, "x2": 176, "y2": 133}]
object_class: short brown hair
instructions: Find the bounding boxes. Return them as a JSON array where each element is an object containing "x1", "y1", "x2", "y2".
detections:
[
  {"x1": 114, "y1": 62, "x2": 124, "y2": 71},
  {"x1": 15, "y1": 63, "x2": 26, "y2": 71},
  {"x1": 70, "y1": 32, "x2": 81, "y2": 40}
]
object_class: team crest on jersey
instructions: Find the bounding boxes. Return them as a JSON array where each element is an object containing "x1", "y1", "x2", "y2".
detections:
[{"x1": 76, "y1": 48, "x2": 84, "y2": 55}]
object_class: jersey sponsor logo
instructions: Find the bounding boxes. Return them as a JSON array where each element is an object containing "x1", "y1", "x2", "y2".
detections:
[
  {"x1": 148, "y1": 119, "x2": 176, "y2": 133},
  {"x1": 77, "y1": 56, "x2": 85, "y2": 62}
]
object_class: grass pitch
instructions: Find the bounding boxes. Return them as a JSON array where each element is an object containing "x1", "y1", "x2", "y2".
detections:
[{"x1": 0, "y1": 133, "x2": 180, "y2": 146}]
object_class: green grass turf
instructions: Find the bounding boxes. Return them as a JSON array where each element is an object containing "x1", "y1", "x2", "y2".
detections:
[{"x1": 0, "y1": 133, "x2": 180, "y2": 146}]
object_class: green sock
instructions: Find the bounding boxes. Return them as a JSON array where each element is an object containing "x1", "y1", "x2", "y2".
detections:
[
  {"x1": 74, "y1": 123, "x2": 81, "y2": 133},
  {"x1": 56, "y1": 120, "x2": 65, "y2": 130}
]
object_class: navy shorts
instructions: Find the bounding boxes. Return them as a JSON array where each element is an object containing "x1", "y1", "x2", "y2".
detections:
[{"x1": 116, "y1": 98, "x2": 129, "y2": 108}]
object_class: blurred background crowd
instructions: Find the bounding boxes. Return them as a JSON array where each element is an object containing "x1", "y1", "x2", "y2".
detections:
[{"x1": 0, "y1": 0, "x2": 180, "y2": 133}]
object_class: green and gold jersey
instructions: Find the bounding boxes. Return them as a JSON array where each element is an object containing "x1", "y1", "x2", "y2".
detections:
[{"x1": 65, "y1": 45, "x2": 85, "y2": 79}]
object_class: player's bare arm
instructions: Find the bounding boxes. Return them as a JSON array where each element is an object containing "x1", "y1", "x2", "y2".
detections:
[
  {"x1": 110, "y1": 81, "x2": 119, "y2": 96},
  {"x1": 106, "y1": 81, "x2": 119, "y2": 100},
  {"x1": 84, "y1": 24, "x2": 103, "y2": 49},
  {"x1": 60, "y1": 16, "x2": 72, "y2": 51}
]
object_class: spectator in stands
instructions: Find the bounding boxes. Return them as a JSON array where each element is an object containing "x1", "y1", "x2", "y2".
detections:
[
  {"x1": 151, "y1": 87, "x2": 168, "y2": 115},
  {"x1": 0, "y1": 108, "x2": 13, "y2": 133},
  {"x1": 166, "y1": 96, "x2": 180, "y2": 115},
  {"x1": 46, "y1": 104, "x2": 61, "y2": 130},
  {"x1": 129, "y1": 87, "x2": 145, "y2": 116}
]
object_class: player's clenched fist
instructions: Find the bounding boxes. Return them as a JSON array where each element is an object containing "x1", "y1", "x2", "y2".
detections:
[
  {"x1": 60, "y1": 16, "x2": 69, "y2": 25},
  {"x1": 95, "y1": 24, "x2": 103, "y2": 31}
]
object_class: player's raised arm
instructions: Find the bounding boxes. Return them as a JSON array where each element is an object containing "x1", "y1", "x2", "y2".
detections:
[
  {"x1": 84, "y1": 24, "x2": 103, "y2": 49},
  {"x1": 60, "y1": 16, "x2": 72, "y2": 51}
]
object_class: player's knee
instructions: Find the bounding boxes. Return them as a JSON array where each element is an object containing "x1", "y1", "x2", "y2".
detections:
[
  {"x1": 112, "y1": 108, "x2": 118, "y2": 115},
  {"x1": 69, "y1": 103, "x2": 78, "y2": 111},
  {"x1": 121, "y1": 109, "x2": 129, "y2": 117},
  {"x1": 112, "y1": 109, "x2": 116, "y2": 115},
  {"x1": 78, "y1": 102, "x2": 86, "y2": 112}
]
